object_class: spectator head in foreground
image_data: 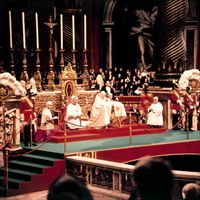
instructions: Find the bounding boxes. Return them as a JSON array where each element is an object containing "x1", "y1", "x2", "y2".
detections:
[
  {"x1": 47, "y1": 174, "x2": 93, "y2": 200},
  {"x1": 131, "y1": 156, "x2": 174, "y2": 200},
  {"x1": 182, "y1": 183, "x2": 200, "y2": 200}
]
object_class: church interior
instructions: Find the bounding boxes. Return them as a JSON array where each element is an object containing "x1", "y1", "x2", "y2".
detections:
[{"x1": 0, "y1": 0, "x2": 200, "y2": 199}]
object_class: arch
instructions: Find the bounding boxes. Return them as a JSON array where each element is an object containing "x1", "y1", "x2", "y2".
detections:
[
  {"x1": 103, "y1": 0, "x2": 118, "y2": 23},
  {"x1": 102, "y1": 0, "x2": 118, "y2": 69}
]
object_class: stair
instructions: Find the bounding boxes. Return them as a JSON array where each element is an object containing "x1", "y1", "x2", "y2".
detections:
[{"x1": 0, "y1": 148, "x2": 65, "y2": 197}]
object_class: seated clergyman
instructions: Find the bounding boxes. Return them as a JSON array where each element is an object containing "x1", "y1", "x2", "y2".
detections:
[{"x1": 65, "y1": 96, "x2": 82, "y2": 130}]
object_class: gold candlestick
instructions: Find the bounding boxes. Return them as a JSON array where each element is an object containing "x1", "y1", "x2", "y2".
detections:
[
  {"x1": 20, "y1": 48, "x2": 29, "y2": 82},
  {"x1": 9, "y1": 48, "x2": 15, "y2": 77},
  {"x1": 71, "y1": 49, "x2": 77, "y2": 71},
  {"x1": 82, "y1": 49, "x2": 89, "y2": 89},
  {"x1": 60, "y1": 49, "x2": 65, "y2": 72},
  {"x1": 33, "y1": 49, "x2": 42, "y2": 91},
  {"x1": 44, "y1": 15, "x2": 57, "y2": 91}
]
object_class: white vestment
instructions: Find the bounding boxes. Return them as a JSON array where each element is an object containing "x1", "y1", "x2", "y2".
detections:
[
  {"x1": 110, "y1": 100, "x2": 127, "y2": 117},
  {"x1": 66, "y1": 103, "x2": 82, "y2": 129},
  {"x1": 106, "y1": 98, "x2": 127, "y2": 118},
  {"x1": 96, "y1": 74, "x2": 103, "y2": 90},
  {"x1": 88, "y1": 93, "x2": 111, "y2": 128},
  {"x1": 41, "y1": 107, "x2": 54, "y2": 130},
  {"x1": 147, "y1": 102, "x2": 163, "y2": 126}
]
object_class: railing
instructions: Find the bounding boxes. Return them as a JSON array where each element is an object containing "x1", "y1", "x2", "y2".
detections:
[{"x1": 67, "y1": 156, "x2": 200, "y2": 196}]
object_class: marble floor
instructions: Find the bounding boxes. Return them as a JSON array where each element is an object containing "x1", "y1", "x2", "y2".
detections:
[{"x1": 0, "y1": 190, "x2": 125, "y2": 200}]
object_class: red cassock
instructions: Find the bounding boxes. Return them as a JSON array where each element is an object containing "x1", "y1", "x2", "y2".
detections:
[
  {"x1": 170, "y1": 91, "x2": 181, "y2": 111},
  {"x1": 140, "y1": 93, "x2": 153, "y2": 111},
  {"x1": 23, "y1": 110, "x2": 36, "y2": 123},
  {"x1": 20, "y1": 97, "x2": 36, "y2": 123},
  {"x1": 183, "y1": 93, "x2": 196, "y2": 113}
]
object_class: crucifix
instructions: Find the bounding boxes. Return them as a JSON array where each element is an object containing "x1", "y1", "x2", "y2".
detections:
[{"x1": 44, "y1": 15, "x2": 57, "y2": 90}]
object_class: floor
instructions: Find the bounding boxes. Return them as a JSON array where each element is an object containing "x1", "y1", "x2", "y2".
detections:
[{"x1": 0, "y1": 190, "x2": 123, "y2": 200}]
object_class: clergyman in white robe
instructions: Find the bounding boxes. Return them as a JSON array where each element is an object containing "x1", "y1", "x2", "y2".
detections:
[
  {"x1": 107, "y1": 93, "x2": 127, "y2": 118},
  {"x1": 88, "y1": 91, "x2": 111, "y2": 128},
  {"x1": 65, "y1": 96, "x2": 82, "y2": 130},
  {"x1": 41, "y1": 101, "x2": 54, "y2": 138},
  {"x1": 147, "y1": 96, "x2": 163, "y2": 127}
]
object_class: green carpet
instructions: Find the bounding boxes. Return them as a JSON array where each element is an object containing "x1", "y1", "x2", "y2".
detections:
[{"x1": 33, "y1": 130, "x2": 200, "y2": 154}]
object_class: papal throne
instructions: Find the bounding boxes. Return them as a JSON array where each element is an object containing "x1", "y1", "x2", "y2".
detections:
[
  {"x1": 59, "y1": 63, "x2": 78, "y2": 128},
  {"x1": 60, "y1": 62, "x2": 78, "y2": 101}
]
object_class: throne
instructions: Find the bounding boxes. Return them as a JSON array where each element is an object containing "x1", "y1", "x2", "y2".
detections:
[{"x1": 60, "y1": 62, "x2": 78, "y2": 102}]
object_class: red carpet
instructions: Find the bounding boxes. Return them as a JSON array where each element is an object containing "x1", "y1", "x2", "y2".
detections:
[
  {"x1": 36, "y1": 124, "x2": 167, "y2": 143},
  {"x1": 96, "y1": 140, "x2": 200, "y2": 163}
]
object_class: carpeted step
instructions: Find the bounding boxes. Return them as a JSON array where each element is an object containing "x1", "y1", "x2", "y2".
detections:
[
  {"x1": 0, "y1": 168, "x2": 37, "y2": 182},
  {"x1": 6, "y1": 159, "x2": 65, "y2": 197},
  {"x1": 0, "y1": 186, "x2": 6, "y2": 197},
  {"x1": 49, "y1": 126, "x2": 167, "y2": 143},
  {"x1": 0, "y1": 176, "x2": 26, "y2": 189},
  {"x1": 15, "y1": 154, "x2": 59, "y2": 166},
  {"x1": 44, "y1": 124, "x2": 150, "y2": 137},
  {"x1": 0, "y1": 149, "x2": 65, "y2": 197},
  {"x1": 24, "y1": 148, "x2": 64, "y2": 159},
  {"x1": 8, "y1": 160, "x2": 47, "y2": 174}
]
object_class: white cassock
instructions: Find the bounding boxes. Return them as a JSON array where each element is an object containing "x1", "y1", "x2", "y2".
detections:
[
  {"x1": 110, "y1": 100, "x2": 127, "y2": 117},
  {"x1": 96, "y1": 74, "x2": 103, "y2": 90},
  {"x1": 147, "y1": 102, "x2": 163, "y2": 126},
  {"x1": 88, "y1": 93, "x2": 111, "y2": 128},
  {"x1": 41, "y1": 108, "x2": 54, "y2": 130},
  {"x1": 66, "y1": 103, "x2": 82, "y2": 129}
]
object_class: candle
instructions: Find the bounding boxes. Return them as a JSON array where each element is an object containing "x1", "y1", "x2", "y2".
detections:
[
  {"x1": 9, "y1": 11, "x2": 13, "y2": 48},
  {"x1": 72, "y1": 15, "x2": 75, "y2": 50},
  {"x1": 35, "y1": 13, "x2": 39, "y2": 49},
  {"x1": 60, "y1": 14, "x2": 63, "y2": 49},
  {"x1": 22, "y1": 12, "x2": 26, "y2": 49},
  {"x1": 84, "y1": 14, "x2": 87, "y2": 49}
]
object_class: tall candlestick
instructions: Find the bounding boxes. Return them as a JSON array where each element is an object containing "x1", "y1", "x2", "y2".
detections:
[
  {"x1": 9, "y1": 11, "x2": 13, "y2": 49},
  {"x1": 60, "y1": 14, "x2": 63, "y2": 49},
  {"x1": 35, "y1": 13, "x2": 39, "y2": 49},
  {"x1": 84, "y1": 14, "x2": 87, "y2": 49},
  {"x1": 72, "y1": 15, "x2": 75, "y2": 50},
  {"x1": 22, "y1": 12, "x2": 26, "y2": 49}
]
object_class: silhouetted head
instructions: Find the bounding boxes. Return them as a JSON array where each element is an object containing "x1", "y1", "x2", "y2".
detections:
[
  {"x1": 131, "y1": 156, "x2": 174, "y2": 200},
  {"x1": 182, "y1": 183, "x2": 200, "y2": 200},
  {"x1": 47, "y1": 174, "x2": 93, "y2": 200}
]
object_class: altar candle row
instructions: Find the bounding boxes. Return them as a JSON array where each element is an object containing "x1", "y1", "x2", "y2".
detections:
[{"x1": 8, "y1": 11, "x2": 88, "y2": 50}]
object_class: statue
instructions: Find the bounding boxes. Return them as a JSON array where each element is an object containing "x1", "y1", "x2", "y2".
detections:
[{"x1": 130, "y1": 6, "x2": 158, "y2": 69}]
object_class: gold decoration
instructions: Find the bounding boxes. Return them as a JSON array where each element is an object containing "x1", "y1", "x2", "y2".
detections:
[
  {"x1": 34, "y1": 91, "x2": 62, "y2": 115},
  {"x1": 60, "y1": 62, "x2": 77, "y2": 102}
]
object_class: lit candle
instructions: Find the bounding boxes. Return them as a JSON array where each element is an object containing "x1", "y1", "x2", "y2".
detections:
[
  {"x1": 60, "y1": 14, "x2": 63, "y2": 49},
  {"x1": 84, "y1": 14, "x2": 87, "y2": 49},
  {"x1": 22, "y1": 12, "x2": 26, "y2": 49},
  {"x1": 35, "y1": 13, "x2": 39, "y2": 49},
  {"x1": 72, "y1": 15, "x2": 75, "y2": 50},
  {"x1": 9, "y1": 11, "x2": 13, "y2": 49}
]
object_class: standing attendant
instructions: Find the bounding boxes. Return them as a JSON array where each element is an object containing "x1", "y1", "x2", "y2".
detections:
[
  {"x1": 183, "y1": 87, "x2": 196, "y2": 131},
  {"x1": 20, "y1": 96, "x2": 37, "y2": 146},
  {"x1": 170, "y1": 85, "x2": 182, "y2": 130}
]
